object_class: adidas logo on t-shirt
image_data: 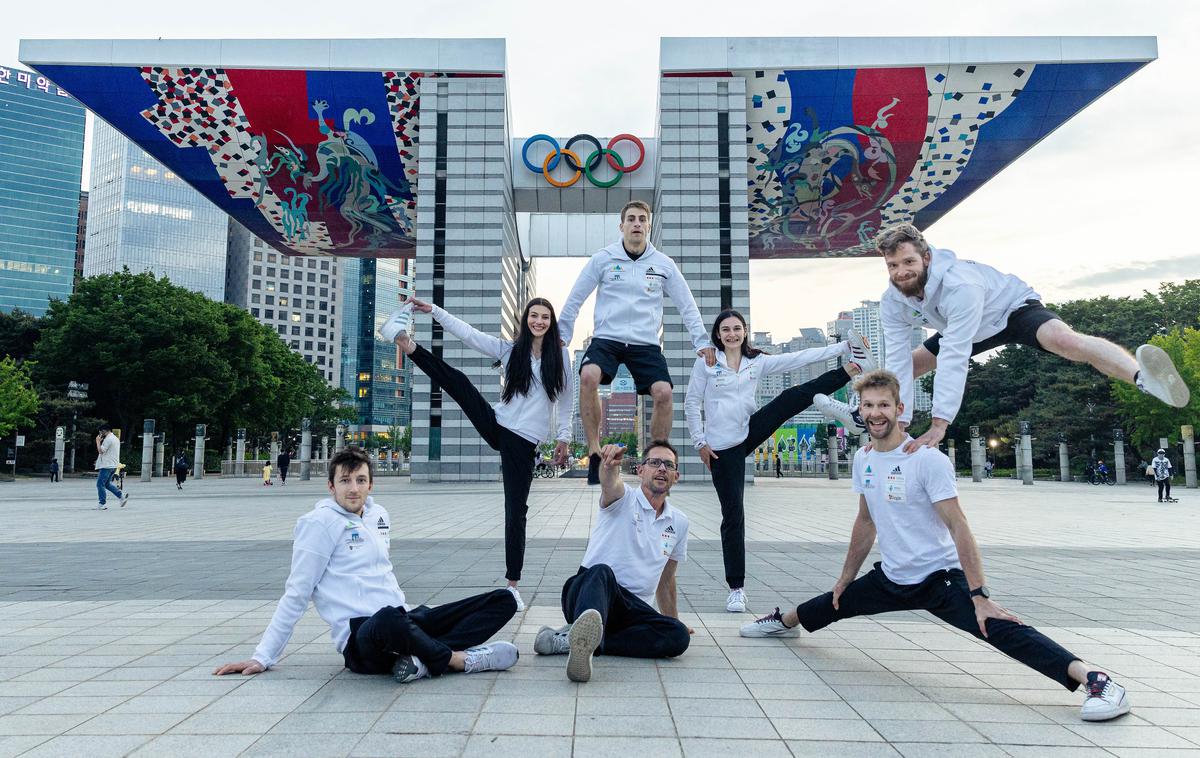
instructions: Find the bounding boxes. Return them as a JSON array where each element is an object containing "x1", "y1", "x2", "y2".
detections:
[
  {"x1": 891, "y1": 465, "x2": 902, "y2": 475},
  {"x1": 377, "y1": 517, "x2": 387, "y2": 529},
  {"x1": 664, "y1": 525, "x2": 675, "y2": 533}
]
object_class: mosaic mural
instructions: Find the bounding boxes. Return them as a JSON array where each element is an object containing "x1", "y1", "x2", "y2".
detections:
[
  {"x1": 32, "y1": 65, "x2": 496, "y2": 257},
  {"x1": 731, "y1": 61, "x2": 1146, "y2": 258}
]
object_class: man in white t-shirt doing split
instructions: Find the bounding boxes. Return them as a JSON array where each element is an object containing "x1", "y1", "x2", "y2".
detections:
[
  {"x1": 558, "y1": 200, "x2": 715, "y2": 484},
  {"x1": 820, "y1": 223, "x2": 1190, "y2": 453},
  {"x1": 533, "y1": 440, "x2": 692, "y2": 682},
  {"x1": 213, "y1": 447, "x2": 520, "y2": 685},
  {"x1": 741, "y1": 370, "x2": 1131, "y2": 723}
]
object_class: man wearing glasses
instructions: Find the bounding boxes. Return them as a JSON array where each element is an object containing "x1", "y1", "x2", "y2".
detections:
[{"x1": 533, "y1": 440, "x2": 692, "y2": 682}]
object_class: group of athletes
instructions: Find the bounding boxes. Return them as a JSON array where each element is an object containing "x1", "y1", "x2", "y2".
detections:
[{"x1": 215, "y1": 201, "x2": 1191, "y2": 724}]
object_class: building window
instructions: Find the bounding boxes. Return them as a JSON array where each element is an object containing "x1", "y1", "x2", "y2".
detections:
[
  {"x1": 305, "y1": 327, "x2": 314, "y2": 336},
  {"x1": 253, "y1": 265, "x2": 262, "y2": 275},
  {"x1": 265, "y1": 309, "x2": 274, "y2": 319},
  {"x1": 251, "y1": 293, "x2": 261, "y2": 304},
  {"x1": 278, "y1": 297, "x2": 288, "y2": 306},
  {"x1": 307, "y1": 286, "x2": 315, "y2": 295},
  {"x1": 253, "y1": 251, "x2": 262, "y2": 261},
  {"x1": 251, "y1": 308, "x2": 260, "y2": 317},
  {"x1": 291, "y1": 314, "x2": 301, "y2": 322},
  {"x1": 252, "y1": 280, "x2": 261, "y2": 290},
  {"x1": 291, "y1": 326, "x2": 300, "y2": 335},
  {"x1": 265, "y1": 295, "x2": 274, "y2": 305}
]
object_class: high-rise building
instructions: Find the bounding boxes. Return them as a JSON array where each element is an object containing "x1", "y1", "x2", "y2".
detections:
[
  {"x1": 225, "y1": 221, "x2": 343, "y2": 388},
  {"x1": 0, "y1": 65, "x2": 85, "y2": 315},
  {"x1": 753, "y1": 327, "x2": 832, "y2": 426},
  {"x1": 339, "y1": 257, "x2": 416, "y2": 434},
  {"x1": 850, "y1": 299, "x2": 884, "y2": 366},
  {"x1": 84, "y1": 119, "x2": 227, "y2": 300},
  {"x1": 74, "y1": 191, "x2": 87, "y2": 286}
]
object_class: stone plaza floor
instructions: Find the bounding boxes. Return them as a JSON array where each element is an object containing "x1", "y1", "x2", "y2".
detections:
[{"x1": 2, "y1": 471, "x2": 1200, "y2": 757}]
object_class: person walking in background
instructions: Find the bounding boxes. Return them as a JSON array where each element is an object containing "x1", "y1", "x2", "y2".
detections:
[
  {"x1": 774, "y1": 454, "x2": 782, "y2": 479},
  {"x1": 94, "y1": 424, "x2": 128, "y2": 510},
  {"x1": 262, "y1": 461, "x2": 273, "y2": 486},
  {"x1": 1152, "y1": 448, "x2": 1175, "y2": 502},
  {"x1": 49, "y1": 457, "x2": 60, "y2": 483},
  {"x1": 173, "y1": 453, "x2": 189, "y2": 490},
  {"x1": 277, "y1": 449, "x2": 291, "y2": 485}
]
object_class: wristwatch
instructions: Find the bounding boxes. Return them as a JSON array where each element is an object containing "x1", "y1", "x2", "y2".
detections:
[{"x1": 969, "y1": 585, "x2": 990, "y2": 599}]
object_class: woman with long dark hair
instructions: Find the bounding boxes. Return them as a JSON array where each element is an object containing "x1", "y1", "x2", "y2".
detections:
[
  {"x1": 384, "y1": 296, "x2": 571, "y2": 611},
  {"x1": 684, "y1": 309, "x2": 876, "y2": 613}
]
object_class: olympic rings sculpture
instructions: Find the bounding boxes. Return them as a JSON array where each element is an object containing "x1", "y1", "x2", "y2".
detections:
[{"x1": 521, "y1": 133, "x2": 645, "y2": 188}]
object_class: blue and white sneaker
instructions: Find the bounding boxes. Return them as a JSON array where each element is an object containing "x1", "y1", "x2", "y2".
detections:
[
  {"x1": 845, "y1": 327, "x2": 878, "y2": 373},
  {"x1": 1080, "y1": 671, "x2": 1130, "y2": 721},
  {"x1": 813, "y1": 394, "x2": 866, "y2": 435},
  {"x1": 379, "y1": 303, "x2": 414, "y2": 343},
  {"x1": 740, "y1": 607, "x2": 799, "y2": 638}
]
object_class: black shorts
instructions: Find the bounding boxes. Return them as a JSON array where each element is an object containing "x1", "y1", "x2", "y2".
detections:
[
  {"x1": 580, "y1": 337, "x2": 672, "y2": 395},
  {"x1": 923, "y1": 300, "x2": 1061, "y2": 357}
]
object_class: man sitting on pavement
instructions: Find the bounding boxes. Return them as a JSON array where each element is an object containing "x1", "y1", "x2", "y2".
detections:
[
  {"x1": 534, "y1": 440, "x2": 692, "y2": 682},
  {"x1": 742, "y1": 370, "x2": 1132, "y2": 723},
  {"x1": 214, "y1": 446, "x2": 519, "y2": 684}
]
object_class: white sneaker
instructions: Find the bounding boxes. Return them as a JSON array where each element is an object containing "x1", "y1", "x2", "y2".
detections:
[
  {"x1": 97, "y1": 504, "x2": 108, "y2": 511},
  {"x1": 534, "y1": 624, "x2": 570, "y2": 655},
  {"x1": 1080, "y1": 671, "x2": 1130, "y2": 721},
  {"x1": 463, "y1": 640, "x2": 519, "y2": 674},
  {"x1": 740, "y1": 607, "x2": 800, "y2": 638},
  {"x1": 813, "y1": 393, "x2": 866, "y2": 435},
  {"x1": 726, "y1": 588, "x2": 747, "y2": 613},
  {"x1": 1136, "y1": 345, "x2": 1190, "y2": 408},
  {"x1": 120, "y1": 492, "x2": 129, "y2": 507},
  {"x1": 507, "y1": 586, "x2": 525, "y2": 612},
  {"x1": 379, "y1": 304, "x2": 414, "y2": 343},
  {"x1": 567, "y1": 608, "x2": 603, "y2": 682},
  {"x1": 845, "y1": 327, "x2": 878, "y2": 373}
]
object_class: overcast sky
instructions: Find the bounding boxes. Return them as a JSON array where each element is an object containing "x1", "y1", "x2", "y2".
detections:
[{"x1": 4, "y1": 0, "x2": 1195, "y2": 349}]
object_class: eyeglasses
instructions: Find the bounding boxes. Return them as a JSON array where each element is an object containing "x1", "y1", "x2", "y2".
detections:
[{"x1": 642, "y1": 458, "x2": 678, "y2": 471}]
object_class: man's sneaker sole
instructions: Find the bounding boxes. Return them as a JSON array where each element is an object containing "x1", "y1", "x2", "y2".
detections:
[
  {"x1": 1081, "y1": 690, "x2": 1131, "y2": 721},
  {"x1": 1136, "y1": 344, "x2": 1190, "y2": 408},
  {"x1": 845, "y1": 327, "x2": 878, "y2": 373},
  {"x1": 391, "y1": 656, "x2": 422, "y2": 683},
  {"x1": 567, "y1": 609, "x2": 602, "y2": 682}
]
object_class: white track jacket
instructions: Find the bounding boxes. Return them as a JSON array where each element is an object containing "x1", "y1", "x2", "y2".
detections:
[
  {"x1": 430, "y1": 305, "x2": 573, "y2": 444},
  {"x1": 252, "y1": 497, "x2": 405, "y2": 668},
  {"x1": 558, "y1": 241, "x2": 710, "y2": 353},
  {"x1": 684, "y1": 343, "x2": 850, "y2": 451},
  {"x1": 881, "y1": 247, "x2": 1039, "y2": 424}
]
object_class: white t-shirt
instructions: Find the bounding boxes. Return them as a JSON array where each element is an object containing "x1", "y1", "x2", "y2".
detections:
[
  {"x1": 580, "y1": 484, "x2": 689, "y2": 606},
  {"x1": 852, "y1": 439, "x2": 960, "y2": 585},
  {"x1": 96, "y1": 434, "x2": 120, "y2": 470}
]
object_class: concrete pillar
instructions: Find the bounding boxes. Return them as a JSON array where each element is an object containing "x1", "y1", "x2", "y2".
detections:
[
  {"x1": 154, "y1": 433, "x2": 165, "y2": 477},
  {"x1": 53, "y1": 426, "x2": 65, "y2": 476},
  {"x1": 335, "y1": 424, "x2": 346, "y2": 453},
  {"x1": 1182, "y1": 425, "x2": 1196, "y2": 488},
  {"x1": 1113, "y1": 428, "x2": 1126, "y2": 485},
  {"x1": 321, "y1": 435, "x2": 329, "y2": 461},
  {"x1": 1059, "y1": 436, "x2": 1070, "y2": 483},
  {"x1": 969, "y1": 426, "x2": 982, "y2": 482},
  {"x1": 827, "y1": 425, "x2": 839, "y2": 481},
  {"x1": 300, "y1": 418, "x2": 312, "y2": 481},
  {"x1": 270, "y1": 432, "x2": 280, "y2": 465},
  {"x1": 235, "y1": 428, "x2": 246, "y2": 477},
  {"x1": 225, "y1": 439, "x2": 233, "y2": 463},
  {"x1": 193, "y1": 424, "x2": 206, "y2": 480},
  {"x1": 140, "y1": 419, "x2": 155, "y2": 482},
  {"x1": 1019, "y1": 421, "x2": 1033, "y2": 485},
  {"x1": 1160, "y1": 437, "x2": 1170, "y2": 452},
  {"x1": 947, "y1": 439, "x2": 957, "y2": 472}
]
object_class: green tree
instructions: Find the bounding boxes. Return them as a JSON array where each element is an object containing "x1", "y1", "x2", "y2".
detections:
[
  {"x1": 602, "y1": 432, "x2": 639, "y2": 459},
  {"x1": 0, "y1": 309, "x2": 41, "y2": 363},
  {"x1": 397, "y1": 426, "x2": 412, "y2": 457},
  {"x1": 0, "y1": 356, "x2": 39, "y2": 438}
]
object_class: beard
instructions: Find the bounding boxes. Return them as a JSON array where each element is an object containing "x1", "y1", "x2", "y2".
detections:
[
  {"x1": 892, "y1": 263, "x2": 929, "y2": 298},
  {"x1": 866, "y1": 417, "x2": 897, "y2": 440}
]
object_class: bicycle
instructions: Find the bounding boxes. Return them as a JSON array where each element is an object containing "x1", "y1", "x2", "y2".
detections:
[{"x1": 1089, "y1": 471, "x2": 1115, "y2": 486}]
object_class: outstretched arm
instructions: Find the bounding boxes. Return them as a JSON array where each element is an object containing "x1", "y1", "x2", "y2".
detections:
[
  {"x1": 663, "y1": 261, "x2": 714, "y2": 356},
  {"x1": 428, "y1": 304, "x2": 509, "y2": 360},
  {"x1": 935, "y1": 496, "x2": 1022, "y2": 637},
  {"x1": 598, "y1": 443, "x2": 627, "y2": 508},
  {"x1": 832, "y1": 498, "x2": 876, "y2": 609},
  {"x1": 214, "y1": 520, "x2": 334, "y2": 674},
  {"x1": 558, "y1": 256, "x2": 602, "y2": 347}
]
